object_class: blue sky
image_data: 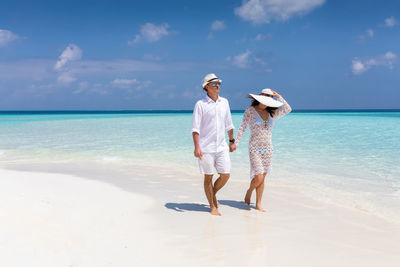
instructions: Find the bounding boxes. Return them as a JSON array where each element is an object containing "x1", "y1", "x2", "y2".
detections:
[{"x1": 0, "y1": 0, "x2": 399, "y2": 110}]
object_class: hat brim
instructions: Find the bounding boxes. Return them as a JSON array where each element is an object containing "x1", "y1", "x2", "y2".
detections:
[
  {"x1": 248, "y1": 94, "x2": 283, "y2": 108},
  {"x1": 202, "y1": 79, "x2": 222, "y2": 88}
]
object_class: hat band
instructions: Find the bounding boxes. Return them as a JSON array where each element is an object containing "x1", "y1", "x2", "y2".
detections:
[{"x1": 207, "y1": 78, "x2": 219, "y2": 83}]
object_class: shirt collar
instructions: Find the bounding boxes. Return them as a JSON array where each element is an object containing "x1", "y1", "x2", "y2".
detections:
[{"x1": 205, "y1": 95, "x2": 221, "y2": 103}]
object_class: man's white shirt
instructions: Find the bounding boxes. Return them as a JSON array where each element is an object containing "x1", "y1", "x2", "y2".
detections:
[{"x1": 191, "y1": 95, "x2": 234, "y2": 153}]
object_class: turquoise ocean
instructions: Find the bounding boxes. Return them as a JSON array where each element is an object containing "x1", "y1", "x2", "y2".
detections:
[{"x1": 0, "y1": 111, "x2": 399, "y2": 222}]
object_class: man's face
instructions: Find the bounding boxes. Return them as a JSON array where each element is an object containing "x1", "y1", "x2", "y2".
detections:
[{"x1": 205, "y1": 81, "x2": 221, "y2": 94}]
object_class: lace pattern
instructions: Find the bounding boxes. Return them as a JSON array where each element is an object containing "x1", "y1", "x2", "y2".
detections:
[{"x1": 235, "y1": 96, "x2": 292, "y2": 179}]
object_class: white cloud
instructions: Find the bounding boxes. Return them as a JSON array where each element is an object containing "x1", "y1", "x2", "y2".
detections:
[
  {"x1": 54, "y1": 44, "x2": 83, "y2": 86},
  {"x1": 384, "y1": 16, "x2": 397, "y2": 27},
  {"x1": 0, "y1": 59, "x2": 53, "y2": 81},
  {"x1": 254, "y1": 56, "x2": 272, "y2": 72},
  {"x1": 111, "y1": 78, "x2": 151, "y2": 91},
  {"x1": 128, "y1": 23, "x2": 170, "y2": 45},
  {"x1": 111, "y1": 78, "x2": 139, "y2": 88},
  {"x1": 352, "y1": 60, "x2": 367, "y2": 75},
  {"x1": 57, "y1": 72, "x2": 77, "y2": 85},
  {"x1": 352, "y1": 51, "x2": 397, "y2": 75},
  {"x1": 357, "y1": 28, "x2": 374, "y2": 41},
  {"x1": 231, "y1": 50, "x2": 252, "y2": 68},
  {"x1": 0, "y1": 29, "x2": 19, "y2": 47},
  {"x1": 143, "y1": 54, "x2": 161, "y2": 61},
  {"x1": 54, "y1": 44, "x2": 83, "y2": 71},
  {"x1": 0, "y1": 58, "x2": 190, "y2": 84},
  {"x1": 72, "y1": 81, "x2": 89, "y2": 94},
  {"x1": 228, "y1": 50, "x2": 272, "y2": 71},
  {"x1": 384, "y1": 51, "x2": 396, "y2": 60},
  {"x1": 67, "y1": 59, "x2": 170, "y2": 76},
  {"x1": 211, "y1": 20, "x2": 226, "y2": 31},
  {"x1": 255, "y1": 33, "x2": 272, "y2": 41},
  {"x1": 91, "y1": 83, "x2": 108, "y2": 95},
  {"x1": 366, "y1": 29, "x2": 374, "y2": 38},
  {"x1": 183, "y1": 88, "x2": 203, "y2": 99},
  {"x1": 208, "y1": 20, "x2": 227, "y2": 39},
  {"x1": 235, "y1": 0, "x2": 325, "y2": 24}
]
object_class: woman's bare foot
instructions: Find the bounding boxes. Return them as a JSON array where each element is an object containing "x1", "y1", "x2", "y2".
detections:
[
  {"x1": 213, "y1": 195, "x2": 220, "y2": 208},
  {"x1": 244, "y1": 189, "x2": 252, "y2": 205},
  {"x1": 210, "y1": 208, "x2": 221, "y2": 216},
  {"x1": 255, "y1": 205, "x2": 266, "y2": 212}
]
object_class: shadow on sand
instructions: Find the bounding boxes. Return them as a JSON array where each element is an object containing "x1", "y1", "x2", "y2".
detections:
[
  {"x1": 165, "y1": 203, "x2": 210, "y2": 212},
  {"x1": 219, "y1": 200, "x2": 251, "y2": 210},
  {"x1": 165, "y1": 200, "x2": 251, "y2": 213}
]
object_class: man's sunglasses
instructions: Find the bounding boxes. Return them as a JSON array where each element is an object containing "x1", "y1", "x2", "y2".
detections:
[{"x1": 210, "y1": 82, "x2": 221, "y2": 86}]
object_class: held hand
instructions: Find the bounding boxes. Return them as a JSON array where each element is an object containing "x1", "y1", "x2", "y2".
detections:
[
  {"x1": 194, "y1": 147, "x2": 203, "y2": 160},
  {"x1": 229, "y1": 143, "x2": 237, "y2": 152}
]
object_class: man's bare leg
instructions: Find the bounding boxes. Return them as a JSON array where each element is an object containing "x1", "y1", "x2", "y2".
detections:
[
  {"x1": 244, "y1": 174, "x2": 265, "y2": 205},
  {"x1": 213, "y1": 173, "x2": 230, "y2": 208},
  {"x1": 204, "y1": 174, "x2": 221, "y2": 216},
  {"x1": 255, "y1": 174, "x2": 266, "y2": 212}
]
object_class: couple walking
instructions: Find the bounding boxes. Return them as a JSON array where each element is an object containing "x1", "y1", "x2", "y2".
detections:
[{"x1": 191, "y1": 73, "x2": 292, "y2": 216}]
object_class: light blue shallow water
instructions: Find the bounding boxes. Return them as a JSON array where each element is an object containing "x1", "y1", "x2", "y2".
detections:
[{"x1": 0, "y1": 112, "x2": 399, "y2": 221}]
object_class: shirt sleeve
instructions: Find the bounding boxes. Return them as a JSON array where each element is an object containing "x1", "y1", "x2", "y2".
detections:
[
  {"x1": 274, "y1": 96, "x2": 292, "y2": 119},
  {"x1": 191, "y1": 101, "x2": 202, "y2": 134},
  {"x1": 225, "y1": 101, "x2": 234, "y2": 132},
  {"x1": 235, "y1": 107, "x2": 251, "y2": 146}
]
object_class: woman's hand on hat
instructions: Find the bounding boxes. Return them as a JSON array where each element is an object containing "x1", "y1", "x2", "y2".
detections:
[{"x1": 271, "y1": 89, "x2": 281, "y2": 98}]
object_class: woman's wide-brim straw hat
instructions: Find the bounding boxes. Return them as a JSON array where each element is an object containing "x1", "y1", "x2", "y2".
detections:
[
  {"x1": 248, "y1": 88, "x2": 283, "y2": 108},
  {"x1": 202, "y1": 73, "x2": 222, "y2": 88}
]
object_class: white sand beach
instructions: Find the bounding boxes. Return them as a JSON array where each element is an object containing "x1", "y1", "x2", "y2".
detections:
[{"x1": 1, "y1": 163, "x2": 399, "y2": 267}]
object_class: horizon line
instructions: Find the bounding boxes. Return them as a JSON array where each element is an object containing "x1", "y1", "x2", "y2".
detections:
[{"x1": 0, "y1": 108, "x2": 400, "y2": 114}]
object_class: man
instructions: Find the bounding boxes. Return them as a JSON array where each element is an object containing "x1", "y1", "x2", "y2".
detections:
[{"x1": 191, "y1": 73, "x2": 236, "y2": 216}]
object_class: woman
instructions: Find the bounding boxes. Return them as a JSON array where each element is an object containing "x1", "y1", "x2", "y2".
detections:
[{"x1": 235, "y1": 88, "x2": 292, "y2": 211}]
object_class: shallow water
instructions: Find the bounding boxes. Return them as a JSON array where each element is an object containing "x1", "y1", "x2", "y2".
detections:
[{"x1": 0, "y1": 111, "x2": 399, "y2": 222}]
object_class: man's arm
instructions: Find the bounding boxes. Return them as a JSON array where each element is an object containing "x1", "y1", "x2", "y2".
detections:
[
  {"x1": 227, "y1": 129, "x2": 234, "y2": 140},
  {"x1": 227, "y1": 129, "x2": 237, "y2": 152},
  {"x1": 192, "y1": 132, "x2": 202, "y2": 159},
  {"x1": 191, "y1": 102, "x2": 203, "y2": 159}
]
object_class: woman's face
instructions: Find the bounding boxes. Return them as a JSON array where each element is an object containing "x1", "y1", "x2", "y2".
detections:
[{"x1": 258, "y1": 103, "x2": 267, "y2": 109}]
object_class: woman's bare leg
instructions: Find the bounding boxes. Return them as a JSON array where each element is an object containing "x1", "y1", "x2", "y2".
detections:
[
  {"x1": 245, "y1": 174, "x2": 264, "y2": 205},
  {"x1": 255, "y1": 174, "x2": 266, "y2": 212}
]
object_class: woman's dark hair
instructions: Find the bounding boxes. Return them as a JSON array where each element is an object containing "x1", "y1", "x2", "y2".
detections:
[{"x1": 251, "y1": 99, "x2": 278, "y2": 117}]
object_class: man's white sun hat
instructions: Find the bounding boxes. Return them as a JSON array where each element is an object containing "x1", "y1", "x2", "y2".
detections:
[
  {"x1": 248, "y1": 88, "x2": 283, "y2": 108},
  {"x1": 202, "y1": 73, "x2": 222, "y2": 88}
]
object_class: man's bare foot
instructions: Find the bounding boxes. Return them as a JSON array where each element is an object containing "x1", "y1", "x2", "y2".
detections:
[
  {"x1": 210, "y1": 208, "x2": 221, "y2": 216},
  {"x1": 255, "y1": 206, "x2": 266, "y2": 212},
  {"x1": 213, "y1": 195, "x2": 220, "y2": 208},
  {"x1": 244, "y1": 189, "x2": 251, "y2": 205}
]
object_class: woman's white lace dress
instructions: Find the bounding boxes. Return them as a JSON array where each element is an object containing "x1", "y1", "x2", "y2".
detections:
[{"x1": 235, "y1": 97, "x2": 292, "y2": 179}]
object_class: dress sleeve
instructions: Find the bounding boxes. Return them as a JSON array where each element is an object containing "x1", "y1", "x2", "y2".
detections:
[
  {"x1": 191, "y1": 102, "x2": 202, "y2": 134},
  {"x1": 235, "y1": 107, "x2": 251, "y2": 146},
  {"x1": 274, "y1": 96, "x2": 292, "y2": 119}
]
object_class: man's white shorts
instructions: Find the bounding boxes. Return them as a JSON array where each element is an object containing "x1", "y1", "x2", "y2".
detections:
[{"x1": 198, "y1": 150, "x2": 231, "y2": 175}]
